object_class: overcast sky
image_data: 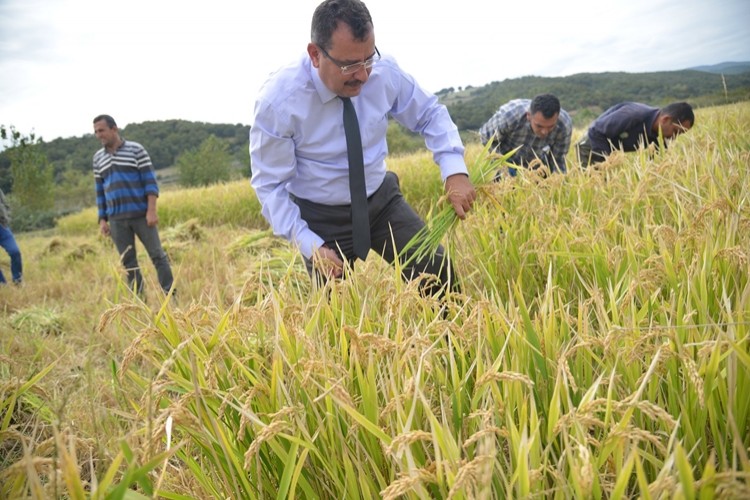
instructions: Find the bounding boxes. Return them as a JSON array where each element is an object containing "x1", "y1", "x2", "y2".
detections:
[{"x1": 1, "y1": 0, "x2": 749, "y2": 142}]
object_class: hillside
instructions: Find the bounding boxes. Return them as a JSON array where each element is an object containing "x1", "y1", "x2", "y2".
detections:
[{"x1": 689, "y1": 61, "x2": 750, "y2": 74}]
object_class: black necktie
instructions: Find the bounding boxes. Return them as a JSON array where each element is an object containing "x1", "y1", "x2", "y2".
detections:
[{"x1": 341, "y1": 97, "x2": 370, "y2": 260}]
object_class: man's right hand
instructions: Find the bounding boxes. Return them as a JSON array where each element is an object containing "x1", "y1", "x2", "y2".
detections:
[
  {"x1": 445, "y1": 173, "x2": 476, "y2": 220},
  {"x1": 99, "y1": 219, "x2": 110, "y2": 237},
  {"x1": 312, "y1": 245, "x2": 344, "y2": 279}
]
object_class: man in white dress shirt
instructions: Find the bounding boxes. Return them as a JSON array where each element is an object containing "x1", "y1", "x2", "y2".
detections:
[{"x1": 250, "y1": 0, "x2": 475, "y2": 296}]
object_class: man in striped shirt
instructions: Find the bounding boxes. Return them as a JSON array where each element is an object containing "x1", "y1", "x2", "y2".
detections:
[{"x1": 92, "y1": 114, "x2": 174, "y2": 297}]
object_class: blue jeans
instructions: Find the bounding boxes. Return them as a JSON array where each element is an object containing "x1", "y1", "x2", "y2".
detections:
[
  {"x1": 109, "y1": 217, "x2": 173, "y2": 294},
  {"x1": 0, "y1": 225, "x2": 23, "y2": 283}
]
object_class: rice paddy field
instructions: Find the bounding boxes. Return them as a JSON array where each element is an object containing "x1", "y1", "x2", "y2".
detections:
[{"x1": 1, "y1": 102, "x2": 748, "y2": 498}]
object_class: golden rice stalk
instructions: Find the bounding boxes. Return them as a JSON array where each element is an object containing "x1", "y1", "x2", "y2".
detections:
[
  {"x1": 399, "y1": 143, "x2": 518, "y2": 266},
  {"x1": 447, "y1": 454, "x2": 495, "y2": 499},
  {"x1": 243, "y1": 420, "x2": 290, "y2": 468},
  {"x1": 381, "y1": 468, "x2": 436, "y2": 500},
  {"x1": 384, "y1": 430, "x2": 433, "y2": 456}
]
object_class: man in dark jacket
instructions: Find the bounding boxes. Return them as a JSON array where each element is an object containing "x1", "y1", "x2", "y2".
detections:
[{"x1": 577, "y1": 102, "x2": 694, "y2": 167}]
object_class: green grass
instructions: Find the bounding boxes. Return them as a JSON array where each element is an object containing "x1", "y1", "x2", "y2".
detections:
[{"x1": 1, "y1": 102, "x2": 749, "y2": 498}]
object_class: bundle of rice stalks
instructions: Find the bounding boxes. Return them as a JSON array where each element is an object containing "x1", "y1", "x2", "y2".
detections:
[
  {"x1": 225, "y1": 229, "x2": 275, "y2": 256},
  {"x1": 399, "y1": 144, "x2": 518, "y2": 266},
  {"x1": 39, "y1": 237, "x2": 69, "y2": 256},
  {"x1": 65, "y1": 242, "x2": 98, "y2": 261},
  {"x1": 161, "y1": 218, "x2": 207, "y2": 253},
  {"x1": 9, "y1": 307, "x2": 64, "y2": 336},
  {"x1": 161, "y1": 218, "x2": 206, "y2": 243}
]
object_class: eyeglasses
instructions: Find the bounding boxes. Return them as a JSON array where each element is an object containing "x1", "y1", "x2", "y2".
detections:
[{"x1": 318, "y1": 45, "x2": 381, "y2": 75}]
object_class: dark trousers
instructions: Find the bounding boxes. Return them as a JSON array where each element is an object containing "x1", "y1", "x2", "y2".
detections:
[
  {"x1": 576, "y1": 137, "x2": 607, "y2": 168},
  {"x1": 109, "y1": 217, "x2": 174, "y2": 294},
  {"x1": 294, "y1": 171, "x2": 457, "y2": 297}
]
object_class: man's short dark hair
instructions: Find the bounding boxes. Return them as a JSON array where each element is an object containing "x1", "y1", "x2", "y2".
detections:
[
  {"x1": 660, "y1": 102, "x2": 694, "y2": 126},
  {"x1": 311, "y1": 0, "x2": 373, "y2": 49},
  {"x1": 529, "y1": 94, "x2": 561, "y2": 119},
  {"x1": 93, "y1": 114, "x2": 117, "y2": 128}
]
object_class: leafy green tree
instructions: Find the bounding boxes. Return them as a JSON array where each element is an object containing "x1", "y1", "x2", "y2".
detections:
[
  {"x1": 0, "y1": 125, "x2": 54, "y2": 212},
  {"x1": 176, "y1": 135, "x2": 233, "y2": 187},
  {"x1": 55, "y1": 168, "x2": 95, "y2": 213}
]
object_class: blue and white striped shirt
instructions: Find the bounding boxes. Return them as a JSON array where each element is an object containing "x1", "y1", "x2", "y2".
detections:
[{"x1": 93, "y1": 140, "x2": 159, "y2": 221}]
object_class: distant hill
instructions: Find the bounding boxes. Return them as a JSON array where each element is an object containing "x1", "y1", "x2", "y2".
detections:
[
  {"x1": 689, "y1": 61, "x2": 750, "y2": 75},
  {"x1": 439, "y1": 67, "x2": 750, "y2": 131}
]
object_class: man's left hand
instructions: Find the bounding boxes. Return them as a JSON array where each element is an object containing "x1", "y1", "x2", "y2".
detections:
[
  {"x1": 445, "y1": 173, "x2": 476, "y2": 220},
  {"x1": 146, "y1": 209, "x2": 159, "y2": 227}
]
